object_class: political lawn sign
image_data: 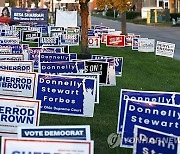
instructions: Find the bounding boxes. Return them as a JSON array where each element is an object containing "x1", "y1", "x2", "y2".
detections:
[
  {"x1": 132, "y1": 38, "x2": 139, "y2": 50},
  {"x1": 84, "y1": 60, "x2": 108, "y2": 85},
  {"x1": 106, "y1": 35, "x2": 125, "y2": 47},
  {"x1": 0, "y1": 48, "x2": 12, "y2": 54},
  {"x1": 1, "y1": 137, "x2": 94, "y2": 154},
  {"x1": 156, "y1": 41, "x2": 175, "y2": 58},
  {"x1": 22, "y1": 31, "x2": 41, "y2": 43},
  {"x1": 0, "y1": 97, "x2": 40, "y2": 137},
  {"x1": 39, "y1": 61, "x2": 85, "y2": 75},
  {"x1": 121, "y1": 99, "x2": 180, "y2": 148},
  {"x1": 36, "y1": 74, "x2": 96, "y2": 117},
  {"x1": 0, "y1": 44, "x2": 23, "y2": 54},
  {"x1": 117, "y1": 89, "x2": 180, "y2": 133},
  {"x1": 133, "y1": 125, "x2": 180, "y2": 154},
  {"x1": 0, "y1": 37, "x2": 19, "y2": 44},
  {"x1": 0, "y1": 54, "x2": 24, "y2": 61},
  {"x1": 91, "y1": 55, "x2": 123, "y2": 77},
  {"x1": 18, "y1": 125, "x2": 91, "y2": 140},
  {"x1": 0, "y1": 61, "x2": 33, "y2": 72},
  {"x1": 60, "y1": 34, "x2": 79, "y2": 46},
  {"x1": 88, "y1": 36, "x2": 100, "y2": 48},
  {"x1": 0, "y1": 70, "x2": 37, "y2": 98},
  {"x1": 38, "y1": 37, "x2": 59, "y2": 47},
  {"x1": 138, "y1": 39, "x2": 155, "y2": 52}
]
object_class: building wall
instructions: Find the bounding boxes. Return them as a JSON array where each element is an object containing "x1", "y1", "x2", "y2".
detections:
[{"x1": 0, "y1": 0, "x2": 5, "y2": 7}]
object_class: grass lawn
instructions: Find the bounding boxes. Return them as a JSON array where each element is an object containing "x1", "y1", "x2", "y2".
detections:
[{"x1": 1, "y1": 44, "x2": 180, "y2": 154}]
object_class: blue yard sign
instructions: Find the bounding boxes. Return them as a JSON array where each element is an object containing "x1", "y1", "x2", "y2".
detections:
[
  {"x1": 121, "y1": 99, "x2": 180, "y2": 148},
  {"x1": 133, "y1": 125, "x2": 179, "y2": 154},
  {"x1": 117, "y1": 89, "x2": 180, "y2": 133},
  {"x1": 36, "y1": 74, "x2": 96, "y2": 117}
]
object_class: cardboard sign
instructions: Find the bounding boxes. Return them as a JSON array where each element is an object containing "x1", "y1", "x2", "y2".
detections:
[
  {"x1": 106, "y1": 35, "x2": 125, "y2": 47},
  {"x1": 39, "y1": 61, "x2": 85, "y2": 74},
  {"x1": 121, "y1": 99, "x2": 180, "y2": 148},
  {"x1": 18, "y1": 125, "x2": 91, "y2": 140},
  {"x1": 0, "y1": 54, "x2": 24, "y2": 61},
  {"x1": 84, "y1": 60, "x2": 108, "y2": 85},
  {"x1": 117, "y1": 89, "x2": 180, "y2": 133},
  {"x1": 36, "y1": 74, "x2": 96, "y2": 117},
  {"x1": 39, "y1": 52, "x2": 70, "y2": 63},
  {"x1": 0, "y1": 61, "x2": 33, "y2": 72},
  {"x1": 133, "y1": 125, "x2": 179, "y2": 154},
  {"x1": 38, "y1": 37, "x2": 59, "y2": 47},
  {"x1": 125, "y1": 34, "x2": 134, "y2": 47},
  {"x1": 138, "y1": 39, "x2": 155, "y2": 52},
  {"x1": 0, "y1": 97, "x2": 40, "y2": 137},
  {"x1": 0, "y1": 44, "x2": 23, "y2": 54},
  {"x1": 22, "y1": 31, "x2": 41, "y2": 43},
  {"x1": 88, "y1": 36, "x2": 100, "y2": 48},
  {"x1": 60, "y1": 34, "x2": 79, "y2": 46},
  {"x1": 0, "y1": 70, "x2": 37, "y2": 98},
  {"x1": 156, "y1": 41, "x2": 175, "y2": 58},
  {"x1": 91, "y1": 55, "x2": 123, "y2": 77},
  {"x1": 0, "y1": 36, "x2": 19, "y2": 44},
  {"x1": 1, "y1": 137, "x2": 94, "y2": 154}
]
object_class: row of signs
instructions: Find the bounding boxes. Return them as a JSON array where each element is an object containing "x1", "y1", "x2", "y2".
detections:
[{"x1": 116, "y1": 89, "x2": 180, "y2": 153}]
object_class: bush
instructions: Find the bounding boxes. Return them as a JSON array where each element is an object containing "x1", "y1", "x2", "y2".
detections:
[
  {"x1": 106, "y1": 9, "x2": 118, "y2": 17},
  {"x1": 126, "y1": 11, "x2": 141, "y2": 20},
  {"x1": 170, "y1": 13, "x2": 180, "y2": 21}
]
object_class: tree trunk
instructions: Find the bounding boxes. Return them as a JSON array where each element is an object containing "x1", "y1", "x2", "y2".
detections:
[
  {"x1": 121, "y1": 11, "x2": 127, "y2": 35},
  {"x1": 80, "y1": 2, "x2": 89, "y2": 55}
]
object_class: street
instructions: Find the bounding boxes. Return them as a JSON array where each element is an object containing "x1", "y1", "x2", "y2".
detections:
[{"x1": 91, "y1": 16, "x2": 180, "y2": 61}]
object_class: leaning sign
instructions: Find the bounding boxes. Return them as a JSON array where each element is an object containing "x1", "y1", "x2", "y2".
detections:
[
  {"x1": 156, "y1": 41, "x2": 175, "y2": 58},
  {"x1": 36, "y1": 74, "x2": 96, "y2": 117}
]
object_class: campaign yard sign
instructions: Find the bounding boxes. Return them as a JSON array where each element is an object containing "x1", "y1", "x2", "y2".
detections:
[
  {"x1": 0, "y1": 61, "x2": 33, "y2": 72},
  {"x1": 0, "y1": 54, "x2": 24, "y2": 61},
  {"x1": 18, "y1": 125, "x2": 91, "y2": 140},
  {"x1": 38, "y1": 37, "x2": 59, "y2": 47},
  {"x1": 106, "y1": 35, "x2": 125, "y2": 47},
  {"x1": 39, "y1": 52, "x2": 70, "y2": 63},
  {"x1": 91, "y1": 55, "x2": 123, "y2": 77},
  {"x1": 42, "y1": 47, "x2": 64, "y2": 53},
  {"x1": 156, "y1": 41, "x2": 175, "y2": 58},
  {"x1": 60, "y1": 34, "x2": 79, "y2": 46},
  {"x1": 1, "y1": 137, "x2": 94, "y2": 154},
  {"x1": 0, "y1": 47, "x2": 12, "y2": 54},
  {"x1": 133, "y1": 125, "x2": 179, "y2": 154},
  {"x1": 121, "y1": 99, "x2": 180, "y2": 148},
  {"x1": 84, "y1": 60, "x2": 108, "y2": 85},
  {"x1": 0, "y1": 37, "x2": 19, "y2": 44},
  {"x1": 88, "y1": 36, "x2": 100, "y2": 48},
  {"x1": 11, "y1": 8, "x2": 48, "y2": 26},
  {"x1": 0, "y1": 97, "x2": 40, "y2": 137},
  {"x1": 138, "y1": 39, "x2": 155, "y2": 52},
  {"x1": 125, "y1": 34, "x2": 134, "y2": 47},
  {"x1": 117, "y1": 89, "x2": 180, "y2": 133},
  {"x1": 0, "y1": 44, "x2": 23, "y2": 54},
  {"x1": 39, "y1": 61, "x2": 85, "y2": 75},
  {"x1": 36, "y1": 74, "x2": 96, "y2": 117},
  {"x1": 0, "y1": 70, "x2": 37, "y2": 98},
  {"x1": 22, "y1": 31, "x2": 41, "y2": 43}
]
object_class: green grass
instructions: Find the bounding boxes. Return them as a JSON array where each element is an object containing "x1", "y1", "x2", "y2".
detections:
[{"x1": 1, "y1": 44, "x2": 180, "y2": 153}]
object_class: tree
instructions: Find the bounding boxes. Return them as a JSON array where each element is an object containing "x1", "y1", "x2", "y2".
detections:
[
  {"x1": 79, "y1": 0, "x2": 90, "y2": 56},
  {"x1": 97, "y1": 0, "x2": 134, "y2": 34}
]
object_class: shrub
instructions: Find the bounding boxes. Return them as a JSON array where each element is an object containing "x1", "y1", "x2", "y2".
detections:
[
  {"x1": 106, "y1": 9, "x2": 118, "y2": 17},
  {"x1": 170, "y1": 13, "x2": 180, "y2": 21},
  {"x1": 126, "y1": 11, "x2": 141, "y2": 20}
]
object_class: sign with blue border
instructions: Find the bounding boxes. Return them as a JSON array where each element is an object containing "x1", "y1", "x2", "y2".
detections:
[
  {"x1": 38, "y1": 37, "x2": 59, "y2": 47},
  {"x1": 117, "y1": 89, "x2": 180, "y2": 134},
  {"x1": 121, "y1": 99, "x2": 180, "y2": 148},
  {"x1": 0, "y1": 44, "x2": 23, "y2": 54},
  {"x1": 36, "y1": 74, "x2": 96, "y2": 117},
  {"x1": 18, "y1": 125, "x2": 91, "y2": 140},
  {"x1": 0, "y1": 54, "x2": 24, "y2": 61},
  {"x1": 133, "y1": 125, "x2": 179, "y2": 154},
  {"x1": 60, "y1": 34, "x2": 79, "y2": 46},
  {"x1": 39, "y1": 61, "x2": 85, "y2": 74}
]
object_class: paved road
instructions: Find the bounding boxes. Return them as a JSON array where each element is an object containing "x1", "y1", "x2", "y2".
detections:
[{"x1": 91, "y1": 16, "x2": 180, "y2": 61}]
